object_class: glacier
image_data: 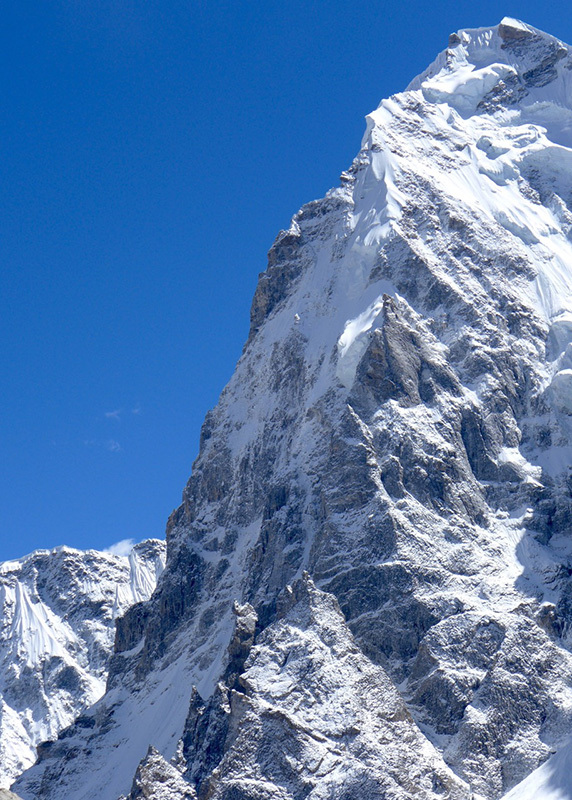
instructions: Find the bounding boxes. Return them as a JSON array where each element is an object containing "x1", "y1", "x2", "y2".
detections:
[{"x1": 10, "y1": 15, "x2": 572, "y2": 800}]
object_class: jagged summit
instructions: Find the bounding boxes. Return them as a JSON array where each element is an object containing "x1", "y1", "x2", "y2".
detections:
[
  {"x1": 12, "y1": 19, "x2": 572, "y2": 800},
  {"x1": 407, "y1": 17, "x2": 572, "y2": 145}
]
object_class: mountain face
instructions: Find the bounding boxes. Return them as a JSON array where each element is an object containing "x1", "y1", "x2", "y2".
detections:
[
  {"x1": 12, "y1": 16, "x2": 572, "y2": 800},
  {"x1": 0, "y1": 541, "x2": 165, "y2": 789}
]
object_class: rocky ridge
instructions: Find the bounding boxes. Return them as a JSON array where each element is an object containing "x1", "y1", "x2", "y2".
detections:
[{"x1": 13, "y1": 16, "x2": 572, "y2": 800}]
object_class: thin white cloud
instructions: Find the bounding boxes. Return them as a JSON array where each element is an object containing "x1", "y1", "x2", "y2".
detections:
[
  {"x1": 83, "y1": 438, "x2": 123, "y2": 453},
  {"x1": 104, "y1": 538, "x2": 135, "y2": 557},
  {"x1": 131, "y1": 404, "x2": 142, "y2": 415},
  {"x1": 105, "y1": 409, "x2": 122, "y2": 421}
]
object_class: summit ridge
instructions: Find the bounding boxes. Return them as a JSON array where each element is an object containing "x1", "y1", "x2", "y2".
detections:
[{"x1": 409, "y1": 17, "x2": 572, "y2": 145}]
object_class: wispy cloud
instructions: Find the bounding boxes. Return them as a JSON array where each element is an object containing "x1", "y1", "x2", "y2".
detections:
[
  {"x1": 105, "y1": 409, "x2": 122, "y2": 421},
  {"x1": 104, "y1": 538, "x2": 135, "y2": 557},
  {"x1": 131, "y1": 404, "x2": 142, "y2": 415},
  {"x1": 83, "y1": 438, "x2": 123, "y2": 453}
]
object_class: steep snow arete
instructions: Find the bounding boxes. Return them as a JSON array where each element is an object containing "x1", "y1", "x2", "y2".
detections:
[{"x1": 11, "y1": 16, "x2": 572, "y2": 800}]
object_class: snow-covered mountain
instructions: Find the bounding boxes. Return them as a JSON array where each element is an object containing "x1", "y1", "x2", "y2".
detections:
[
  {"x1": 12, "y1": 16, "x2": 572, "y2": 800},
  {"x1": 0, "y1": 540, "x2": 165, "y2": 789}
]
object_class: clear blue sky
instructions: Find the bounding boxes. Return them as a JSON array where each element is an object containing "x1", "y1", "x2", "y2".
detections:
[{"x1": 2, "y1": 1, "x2": 572, "y2": 561}]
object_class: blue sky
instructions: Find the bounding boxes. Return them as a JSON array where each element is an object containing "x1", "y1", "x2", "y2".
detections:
[{"x1": 2, "y1": 1, "x2": 572, "y2": 561}]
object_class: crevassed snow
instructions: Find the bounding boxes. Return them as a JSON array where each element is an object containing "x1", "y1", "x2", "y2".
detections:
[
  {"x1": 409, "y1": 17, "x2": 572, "y2": 146},
  {"x1": 203, "y1": 16, "x2": 572, "y2": 483},
  {"x1": 404, "y1": 24, "x2": 572, "y2": 415}
]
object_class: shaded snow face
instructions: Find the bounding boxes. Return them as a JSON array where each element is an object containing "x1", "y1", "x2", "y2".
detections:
[
  {"x1": 15, "y1": 17, "x2": 572, "y2": 800},
  {"x1": 0, "y1": 541, "x2": 164, "y2": 788}
]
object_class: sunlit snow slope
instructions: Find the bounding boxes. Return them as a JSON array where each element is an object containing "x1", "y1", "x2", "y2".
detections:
[
  {"x1": 0, "y1": 541, "x2": 164, "y2": 788},
  {"x1": 15, "y1": 17, "x2": 572, "y2": 800}
]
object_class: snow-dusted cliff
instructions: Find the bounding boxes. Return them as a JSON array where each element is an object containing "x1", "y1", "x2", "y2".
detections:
[
  {"x1": 0, "y1": 540, "x2": 165, "y2": 788},
  {"x1": 12, "y1": 16, "x2": 572, "y2": 800}
]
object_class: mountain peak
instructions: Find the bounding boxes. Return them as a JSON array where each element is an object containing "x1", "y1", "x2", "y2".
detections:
[
  {"x1": 0, "y1": 540, "x2": 165, "y2": 789},
  {"x1": 407, "y1": 19, "x2": 572, "y2": 142},
  {"x1": 497, "y1": 16, "x2": 545, "y2": 42},
  {"x1": 13, "y1": 18, "x2": 572, "y2": 800}
]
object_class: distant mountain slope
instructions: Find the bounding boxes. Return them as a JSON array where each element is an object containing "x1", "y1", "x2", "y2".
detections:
[{"x1": 0, "y1": 540, "x2": 165, "y2": 787}]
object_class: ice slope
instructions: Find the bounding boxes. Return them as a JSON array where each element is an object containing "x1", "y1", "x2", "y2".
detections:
[
  {"x1": 409, "y1": 18, "x2": 572, "y2": 143},
  {"x1": 500, "y1": 737, "x2": 572, "y2": 799},
  {"x1": 15, "y1": 17, "x2": 572, "y2": 800},
  {"x1": 0, "y1": 540, "x2": 165, "y2": 788}
]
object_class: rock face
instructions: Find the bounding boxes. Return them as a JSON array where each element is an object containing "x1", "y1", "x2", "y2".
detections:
[
  {"x1": 123, "y1": 747, "x2": 196, "y2": 800},
  {"x1": 0, "y1": 541, "x2": 165, "y2": 788},
  {"x1": 13, "y1": 16, "x2": 572, "y2": 800},
  {"x1": 184, "y1": 575, "x2": 469, "y2": 800}
]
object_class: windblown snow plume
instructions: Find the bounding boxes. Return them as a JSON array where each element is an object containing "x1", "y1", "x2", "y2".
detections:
[{"x1": 12, "y1": 16, "x2": 572, "y2": 800}]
